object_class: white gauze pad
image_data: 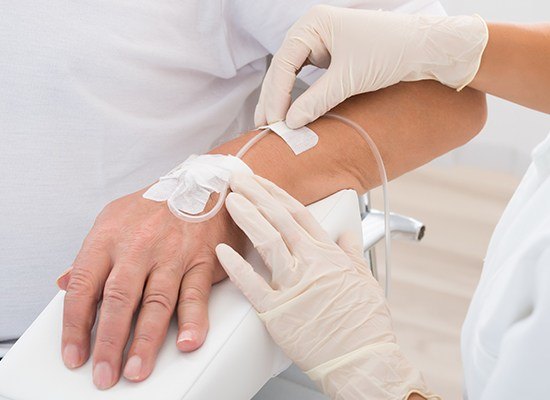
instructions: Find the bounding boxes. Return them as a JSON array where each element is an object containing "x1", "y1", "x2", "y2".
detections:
[
  {"x1": 260, "y1": 120, "x2": 318, "y2": 155},
  {"x1": 143, "y1": 154, "x2": 252, "y2": 215}
]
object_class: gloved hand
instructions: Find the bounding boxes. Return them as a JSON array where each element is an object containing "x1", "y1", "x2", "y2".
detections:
[
  {"x1": 216, "y1": 174, "x2": 439, "y2": 400},
  {"x1": 255, "y1": 5, "x2": 488, "y2": 129}
]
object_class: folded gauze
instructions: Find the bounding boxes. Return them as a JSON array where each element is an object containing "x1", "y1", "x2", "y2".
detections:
[{"x1": 143, "y1": 154, "x2": 252, "y2": 215}]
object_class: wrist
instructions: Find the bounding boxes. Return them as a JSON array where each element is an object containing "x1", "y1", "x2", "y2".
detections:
[{"x1": 307, "y1": 343, "x2": 438, "y2": 400}]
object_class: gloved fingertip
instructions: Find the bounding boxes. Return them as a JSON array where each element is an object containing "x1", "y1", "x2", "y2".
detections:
[
  {"x1": 215, "y1": 244, "x2": 248, "y2": 278},
  {"x1": 254, "y1": 105, "x2": 267, "y2": 128},
  {"x1": 215, "y1": 243, "x2": 239, "y2": 266},
  {"x1": 285, "y1": 109, "x2": 310, "y2": 129},
  {"x1": 214, "y1": 243, "x2": 231, "y2": 259},
  {"x1": 224, "y1": 191, "x2": 249, "y2": 215},
  {"x1": 224, "y1": 191, "x2": 239, "y2": 208}
]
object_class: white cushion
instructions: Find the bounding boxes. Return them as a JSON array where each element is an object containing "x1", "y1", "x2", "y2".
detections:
[{"x1": 0, "y1": 189, "x2": 361, "y2": 400}]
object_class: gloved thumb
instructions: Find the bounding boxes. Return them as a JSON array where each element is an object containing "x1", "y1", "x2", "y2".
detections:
[{"x1": 286, "y1": 70, "x2": 346, "y2": 129}]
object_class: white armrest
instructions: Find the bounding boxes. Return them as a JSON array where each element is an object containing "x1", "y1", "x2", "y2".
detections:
[{"x1": 0, "y1": 189, "x2": 362, "y2": 400}]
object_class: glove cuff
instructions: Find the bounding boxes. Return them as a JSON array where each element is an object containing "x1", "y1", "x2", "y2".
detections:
[
  {"x1": 454, "y1": 14, "x2": 490, "y2": 91},
  {"x1": 403, "y1": 14, "x2": 489, "y2": 91},
  {"x1": 306, "y1": 342, "x2": 440, "y2": 400}
]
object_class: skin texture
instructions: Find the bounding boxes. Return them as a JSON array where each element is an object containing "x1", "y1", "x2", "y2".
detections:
[
  {"x1": 470, "y1": 22, "x2": 550, "y2": 114},
  {"x1": 57, "y1": 81, "x2": 486, "y2": 389}
]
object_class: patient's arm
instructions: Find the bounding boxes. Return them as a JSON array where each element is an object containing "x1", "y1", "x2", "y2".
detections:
[
  {"x1": 60, "y1": 80, "x2": 485, "y2": 389},
  {"x1": 213, "y1": 81, "x2": 486, "y2": 203}
]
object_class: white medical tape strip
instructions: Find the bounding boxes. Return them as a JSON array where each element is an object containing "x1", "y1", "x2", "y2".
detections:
[
  {"x1": 143, "y1": 154, "x2": 252, "y2": 215},
  {"x1": 259, "y1": 120, "x2": 318, "y2": 155}
]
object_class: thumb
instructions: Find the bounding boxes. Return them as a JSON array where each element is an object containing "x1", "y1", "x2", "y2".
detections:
[
  {"x1": 215, "y1": 244, "x2": 273, "y2": 312},
  {"x1": 285, "y1": 70, "x2": 347, "y2": 129}
]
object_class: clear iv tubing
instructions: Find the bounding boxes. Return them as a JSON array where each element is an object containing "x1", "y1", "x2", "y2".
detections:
[
  {"x1": 167, "y1": 128, "x2": 271, "y2": 223},
  {"x1": 324, "y1": 113, "x2": 391, "y2": 296},
  {"x1": 169, "y1": 115, "x2": 391, "y2": 296}
]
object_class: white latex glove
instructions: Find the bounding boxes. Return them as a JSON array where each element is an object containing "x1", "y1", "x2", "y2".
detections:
[
  {"x1": 255, "y1": 5, "x2": 488, "y2": 129},
  {"x1": 215, "y1": 174, "x2": 439, "y2": 400}
]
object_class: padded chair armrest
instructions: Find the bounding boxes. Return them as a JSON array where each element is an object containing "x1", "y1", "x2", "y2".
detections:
[{"x1": 0, "y1": 189, "x2": 362, "y2": 400}]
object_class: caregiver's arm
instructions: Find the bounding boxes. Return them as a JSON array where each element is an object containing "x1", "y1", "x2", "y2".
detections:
[
  {"x1": 470, "y1": 23, "x2": 550, "y2": 114},
  {"x1": 257, "y1": 7, "x2": 548, "y2": 128},
  {"x1": 214, "y1": 81, "x2": 486, "y2": 202}
]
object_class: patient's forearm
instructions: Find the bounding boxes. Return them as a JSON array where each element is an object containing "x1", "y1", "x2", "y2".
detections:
[{"x1": 212, "y1": 81, "x2": 486, "y2": 204}]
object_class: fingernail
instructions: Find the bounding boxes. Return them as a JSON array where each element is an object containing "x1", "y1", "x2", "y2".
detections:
[
  {"x1": 123, "y1": 355, "x2": 142, "y2": 381},
  {"x1": 62, "y1": 344, "x2": 81, "y2": 369},
  {"x1": 177, "y1": 330, "x2": 196, "y2": 344},
  {"x1": 93, "y1": 362, "x2": 113, "y2": 390}
]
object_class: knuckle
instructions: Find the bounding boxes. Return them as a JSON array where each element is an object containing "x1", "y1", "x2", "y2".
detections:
[
  {"x1": 128, "y1": 226, "x2": 159, "y2": 251},
  {"x1": 133, "y1": 332, "x2": 156, "y2": 346},
  {"x1": 91, "y1": 224, "x2": 119, "y2": 242},
  {"x1": 284, "y1": 227, "x2": 304, "y2": 244},
  {"x1": 180, "y1": 286, "x2": 207, "y2": 305},
  {"x1": 103, "y1": 283, "x2": 134, "y2": 309},
  {"x1": 66, "y1": 267, "x2": 97, "y2": 295},
  {"x1": 62, "y1": 316, "x2": 86, "y2": 332},
  {"x1": 142, "y1": 291, "x2": 173, "y2": 314},
  {"x1": 95, "y1": 334, "x2": 118, "y2": 350}
]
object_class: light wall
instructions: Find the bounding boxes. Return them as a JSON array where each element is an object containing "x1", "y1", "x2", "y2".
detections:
[{"x1": 435, "y1": 0, "x2": 550, "y2": 176}]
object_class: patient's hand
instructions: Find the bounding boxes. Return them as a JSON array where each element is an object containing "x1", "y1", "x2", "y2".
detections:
[{"x1": 57, "y1": 187, "x2": 244, "y2": 389}]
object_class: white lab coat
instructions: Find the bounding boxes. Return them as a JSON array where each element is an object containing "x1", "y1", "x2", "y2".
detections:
[{"x1": 461, "y1": 132, "x2": 550, "y2": 399}]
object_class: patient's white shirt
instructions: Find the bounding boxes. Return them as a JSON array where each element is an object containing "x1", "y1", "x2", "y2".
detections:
[
  {"x1": 0, "y1": 0, "x2": 445, "y2": 355},
  {"x1": 461, "y1": 132, "x2": 550, "y2": 399}
]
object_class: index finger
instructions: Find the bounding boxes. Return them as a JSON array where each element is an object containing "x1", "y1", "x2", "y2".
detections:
[
  {"x1": 229, "y1": 174, "x2": 309, "y2": 252},
  {"x1": 225, "y1": 192, "x2": 294, "y2": 285},
  {"x1": 255, "y1": 33, "x2": 314, "y2": 126}
]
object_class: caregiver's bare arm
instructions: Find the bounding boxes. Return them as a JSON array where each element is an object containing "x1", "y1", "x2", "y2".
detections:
[
  {"x1": 470, "y1": 23, "x2": 550, "y2": 114},
  {"x1": 213, "y1": 81, "x2": 486, "y2": 202}
]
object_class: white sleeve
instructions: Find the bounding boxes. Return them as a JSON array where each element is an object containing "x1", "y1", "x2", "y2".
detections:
[
  {"x1": 224, "y1": 0, "x2": 446, "y2": 76},
  {"x1": 480, "y1": 248, "x2": 550, "y2": 399}
]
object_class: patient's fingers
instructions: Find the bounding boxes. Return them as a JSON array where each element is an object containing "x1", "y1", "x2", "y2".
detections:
[
  {"x1": 92, "y1": 251, "x2": 149, "y2": 390},
  {"x1": 176, "y1": 264, "x2": 212, "y2": 353},
  {"x1": 216, "y1": 244, "x2": 274, "y2": 312},
  {"x1": 62, "y1": 237, "x2": 111, "y2": 371},
  {"x1": 253, "y1": 175, "x2": 332, "y2": 243},
  {"x1": 123, "y1": 262, "x2": 183, "y2": 382}
]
